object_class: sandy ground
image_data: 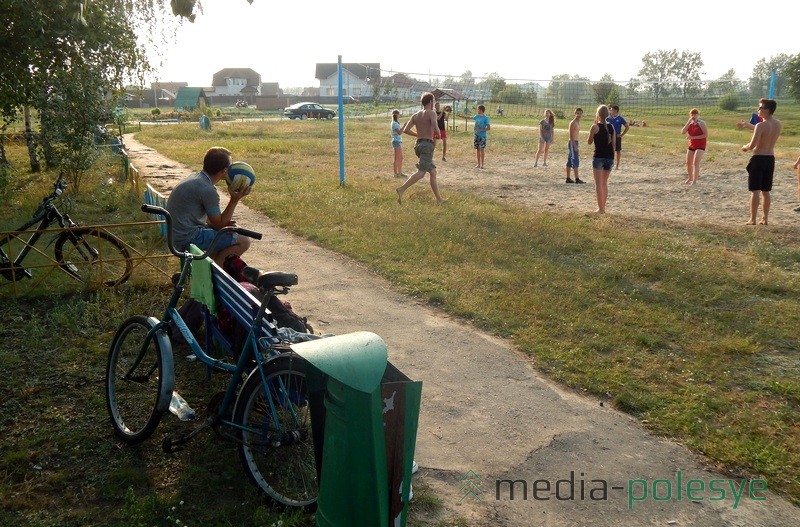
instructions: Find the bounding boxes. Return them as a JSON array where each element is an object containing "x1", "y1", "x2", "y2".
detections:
[
  {"x1": 125, "y1": 133, "x2": 799, "y2": 526},
  {"x1": 427, "y1": 128, "x2": 800, "y2": 229}
]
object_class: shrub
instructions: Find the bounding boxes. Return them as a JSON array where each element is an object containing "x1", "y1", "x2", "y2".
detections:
[
  {"x1": 151, "y1": 108, "x2": 161, "y2": 116},
  {"x1": 718, "y1": 93, "x2": 740, "y2": 111}
]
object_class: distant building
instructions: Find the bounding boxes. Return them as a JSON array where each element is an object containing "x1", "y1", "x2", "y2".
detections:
[
  {"x1": 254, "y1": 82, "x2": 290, "y2": 111},
  {"x1": 210, "y1": 68, "x2": 263, "y2": 98},
  {"x1": 315, "y1": 63, "x2": 380, "y2": 99},
  {"x1": 174, "y1": 87, "x2": 208, "y2": 111}
]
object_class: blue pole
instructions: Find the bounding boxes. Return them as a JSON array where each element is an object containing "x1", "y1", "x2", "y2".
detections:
[
  {"x1": 338, "y1": 56, "x2": 345, "y2": 186},
  {"x1": 768, "y1": 69, "x2": 776, "y2": 99}
]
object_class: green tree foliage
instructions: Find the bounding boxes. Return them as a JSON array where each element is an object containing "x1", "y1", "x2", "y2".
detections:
[
  {"x1": 717, "y1": 92, "x2": 740, "y2": 111},
  {"x1": 749, "y1": 53, "x2": 795, "y2": 97},
  {"x1": 0, "y1": 0, "x2": 256, "y2": 176},
  {"x1": 549, "y1": 74, "x2": 591, "y2": 105},
  {"x1": 675, "y1": 51, "x2": 704, "y2": 98},
  {"x1": 636, "y1": 49, "x2": 704, "y2": 100},
  {"x1": 786, "y1": 54, "x2": 800, "y2": 102},
  {"x1": 592, "y1": 74, "x2": 616, "y2": 104},
  {"x1": 497, "y1": 85, "x2": 535, "y2": 105},
  {"x1": 480, "y1": 73, "x2": 507, "y2": 100},
  {"x1": 707, "y1": 69, "x2": 745, "y2": 96}
]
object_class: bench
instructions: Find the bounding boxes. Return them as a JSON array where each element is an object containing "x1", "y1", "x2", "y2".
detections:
[{"x1": 189, "y1": 250, "x2": 281, "y2": 361}]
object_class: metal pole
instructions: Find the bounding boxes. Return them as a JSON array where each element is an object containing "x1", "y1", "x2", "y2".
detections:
[{"x1": 338, "y1": 56, "x2": 345, "y2": 186}]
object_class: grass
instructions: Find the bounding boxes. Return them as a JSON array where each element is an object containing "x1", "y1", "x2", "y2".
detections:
[{"x1": 1, "y1": 104, "x2": 800, "y2": 524}]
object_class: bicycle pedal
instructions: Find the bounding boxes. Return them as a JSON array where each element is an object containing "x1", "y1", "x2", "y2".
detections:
[{"x1": 162, "y1": 436, "x2": 185, "y2": 454}]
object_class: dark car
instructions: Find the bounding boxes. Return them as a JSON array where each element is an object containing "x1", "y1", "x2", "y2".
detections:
[{"x1": 283, "y1": 102, "x2": 336, "y2": 120}]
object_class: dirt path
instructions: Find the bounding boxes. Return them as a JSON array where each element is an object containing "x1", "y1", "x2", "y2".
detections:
[{"x1": 125, "y1": 134, "x2": 799, "y2": 526}]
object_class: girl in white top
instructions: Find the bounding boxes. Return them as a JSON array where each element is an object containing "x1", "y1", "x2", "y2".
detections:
[{"x1": 391, "y1": 109, "x2": 404, "y2": 177}]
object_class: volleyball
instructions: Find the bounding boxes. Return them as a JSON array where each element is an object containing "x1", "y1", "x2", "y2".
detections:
[{"x1": 225, "y1": 161, "x2": 256, "y2": 192}]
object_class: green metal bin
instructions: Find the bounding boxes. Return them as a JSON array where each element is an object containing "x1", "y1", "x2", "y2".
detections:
[{"x1": 291, "y1": 331, "x2": 422, "y2": 527}]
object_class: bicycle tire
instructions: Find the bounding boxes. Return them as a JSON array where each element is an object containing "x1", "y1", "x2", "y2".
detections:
[
  {"x1": 105, "y1": 315, "x2": 174, "y2": 444},
  {"x1": 234, "y1": 354, "x2": 318, "y2": 510},
  {"x1": 54, "y1": 228, "x2": 132, "y2": 287}
]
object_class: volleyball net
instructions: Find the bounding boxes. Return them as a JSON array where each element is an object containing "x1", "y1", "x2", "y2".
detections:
[{"x1": 366, "y1": 68, "x2": 776, "y2": 119}]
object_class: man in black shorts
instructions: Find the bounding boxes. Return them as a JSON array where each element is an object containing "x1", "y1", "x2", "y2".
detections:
[{"x1": 741, "y1": 99, "x2": 782, "y2": 225}]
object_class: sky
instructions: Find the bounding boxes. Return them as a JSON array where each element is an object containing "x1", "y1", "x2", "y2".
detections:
[{"x1": 147, "y1": 0, "x2": 798, "y2": 89}]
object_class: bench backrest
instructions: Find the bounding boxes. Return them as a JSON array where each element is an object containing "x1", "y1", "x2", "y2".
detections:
[{"x1": 209, "y1": 259, "x2": 279, "y2": 346}]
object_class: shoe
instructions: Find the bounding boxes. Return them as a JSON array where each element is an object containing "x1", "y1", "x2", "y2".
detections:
[
  {"x1": 794, "y1": 206, "x2": 800, "y2": 212},
  {"x1": 566, "y1": 178, "x2": 574, "y2": 184},
  {"x1": 534, "y1": 163, "x2": 538, "y2": 167},
  {"x1": 575, "y1": 178, "x2": 586, "y2": 184},
  {"x1": 412, "y1": 460, "x2": 419, "y2": 474},
  {"x1": 442, "y1": 157, "x2": 447, "y2": 162},
  {"x1": 543, "y1": 162, "x2": 548, "y2": 167}
]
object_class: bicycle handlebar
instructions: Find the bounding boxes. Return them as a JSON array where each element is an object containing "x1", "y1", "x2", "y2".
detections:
[{"x1": 141, "y1": 204, "x2": 262, "y2": 260}]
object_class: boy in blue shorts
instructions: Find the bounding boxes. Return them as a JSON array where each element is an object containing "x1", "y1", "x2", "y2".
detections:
[
  {"x1": 566, "y1": 108, "x2": 585, "y2": 183},
  {"x1": 473, "y1": 105, "x2": 491, "y2": 168},
  {"x1": 166, "y1": 146, "x2": 252, "y2": 265}
]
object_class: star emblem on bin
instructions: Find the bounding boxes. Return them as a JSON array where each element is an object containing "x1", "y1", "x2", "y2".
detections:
[{"x1": 458, "y1": 470, "x2": 483, "y2": 503}]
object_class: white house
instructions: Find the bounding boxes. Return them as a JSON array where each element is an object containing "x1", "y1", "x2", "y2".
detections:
[
  {"x1": 315, "y1": 63, "x2": 380, "y2": 99},
  {"x1": 210, "y1": 68, "x2": 262, "y2": 97}
]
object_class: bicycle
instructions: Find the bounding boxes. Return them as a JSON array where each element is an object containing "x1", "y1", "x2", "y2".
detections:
[
  {"x1": 104, "y1": 204, "x2": 317, "y2": 510},
  {"x1": 0, "y1": 172, "x2": 132, "y2": 287}
]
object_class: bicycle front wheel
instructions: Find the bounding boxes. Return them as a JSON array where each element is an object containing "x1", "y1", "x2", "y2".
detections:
[
  {"x1": 55, "y1": 228, "x2": 132, "y2": 287},
  {"x1": 235, "y1": 354, "x2": 317, "y2": 510},
  {"x1": 106, "y1": 315, "x2": 174, "y2": 444}
]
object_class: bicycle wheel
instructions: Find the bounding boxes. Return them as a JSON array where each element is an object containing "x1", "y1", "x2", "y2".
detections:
[
  {"x1": 234, "y1": 354, "x2": 318, "y2": 510},
  {"x1": 54, "y1": 228, "x2": 132, "y2": 287},
  {"x1": 106, "y1": 315, "x2": 174, "y2": 444}
]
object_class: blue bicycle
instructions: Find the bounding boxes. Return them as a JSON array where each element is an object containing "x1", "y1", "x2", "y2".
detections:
[{"x1": 104, "y1": 204, "x2": 317, "y2": 509}]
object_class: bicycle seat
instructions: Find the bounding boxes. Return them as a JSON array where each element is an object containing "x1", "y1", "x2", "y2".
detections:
[{"x1": 242, "y1": 266, "x2": 298, "y2": 289}]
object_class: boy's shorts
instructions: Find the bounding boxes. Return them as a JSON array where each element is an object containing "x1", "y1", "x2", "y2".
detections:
[
  {"x1": 192, "y1": 227, "x2": 238, "y2": 253},
  {"x1": 566, "y1": 140, "x2": 580, "y2": 168},
  {"x1": 474, "y1": 135, "x2": 487, "y2": 149}
]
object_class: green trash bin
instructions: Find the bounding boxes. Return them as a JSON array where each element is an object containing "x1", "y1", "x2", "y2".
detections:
[{"x1": 291, "y1": 331, "x2": 422, "y2": 527}]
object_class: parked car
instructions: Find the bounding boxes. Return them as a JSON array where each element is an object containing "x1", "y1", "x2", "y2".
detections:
[{"x1": 283, "y1": 102, "x2": 336, "y2": 120}]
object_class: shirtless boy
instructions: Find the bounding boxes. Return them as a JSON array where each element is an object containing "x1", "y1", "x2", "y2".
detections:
[
  {"x1": 566, "y1": 108, "x2": 585, "y2": 184},
  {"x1": 396, "y1": 91, "x2": 445, "y2": 204},
  {"x1": 741, "y1": 98, "x2": 782, "y2": 225}
]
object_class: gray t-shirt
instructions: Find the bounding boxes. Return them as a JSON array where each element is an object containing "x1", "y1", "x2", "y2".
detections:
[{"x1": 165, "y1": 171, "x2": 221, "y2": 250}]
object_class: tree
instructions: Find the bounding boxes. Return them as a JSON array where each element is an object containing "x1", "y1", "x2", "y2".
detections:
[
  {"x1": 748, "y1": 54, "x2": 794, "y2": 97},
  {"x1": 638, "y1": 49, "x2": 679, "y2": 99},
  {"x1": 674, "y1": 51, "x2": 704, "y2": 98},
  {"x1": 0, "y1": 1, "x2": 222, "y2": 175},
  {"x1": 708, "y1": 69, "x2": 745, "y2": 96},
  {"x1": 548, "y1": 74, "x2": 590, "y2": 105},
  {"x1": 592, "y1": 74, "x2": 616, "y2": 104},
  {"x1": 786, "y1": 54, "x2": 800, "y2": 102},
  {"x1": 497, "y1": 85, "x2": 534, "y2": 105},
  {"x1": 479, "y1": 73, "x2": 506, "y2": 100}
]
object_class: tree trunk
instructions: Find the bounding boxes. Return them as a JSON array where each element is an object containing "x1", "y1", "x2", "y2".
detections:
[
  {"x1": 0, "y1": 131, "x2": 9, "y2": 170},
  {"x1": 24, "y1": 105, "x2": 41, "y2": 172}
]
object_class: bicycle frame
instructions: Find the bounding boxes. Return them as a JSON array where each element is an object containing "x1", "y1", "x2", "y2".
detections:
[
  {"x1": 0, "y1": 201, "x2": 72, "y2": 270},
  {"x1": 108, "y1": 204, "x2": 317, "y2": 508},
  {"x1": 133, "y1": 212, "x2": 292, "y2": 446}
]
